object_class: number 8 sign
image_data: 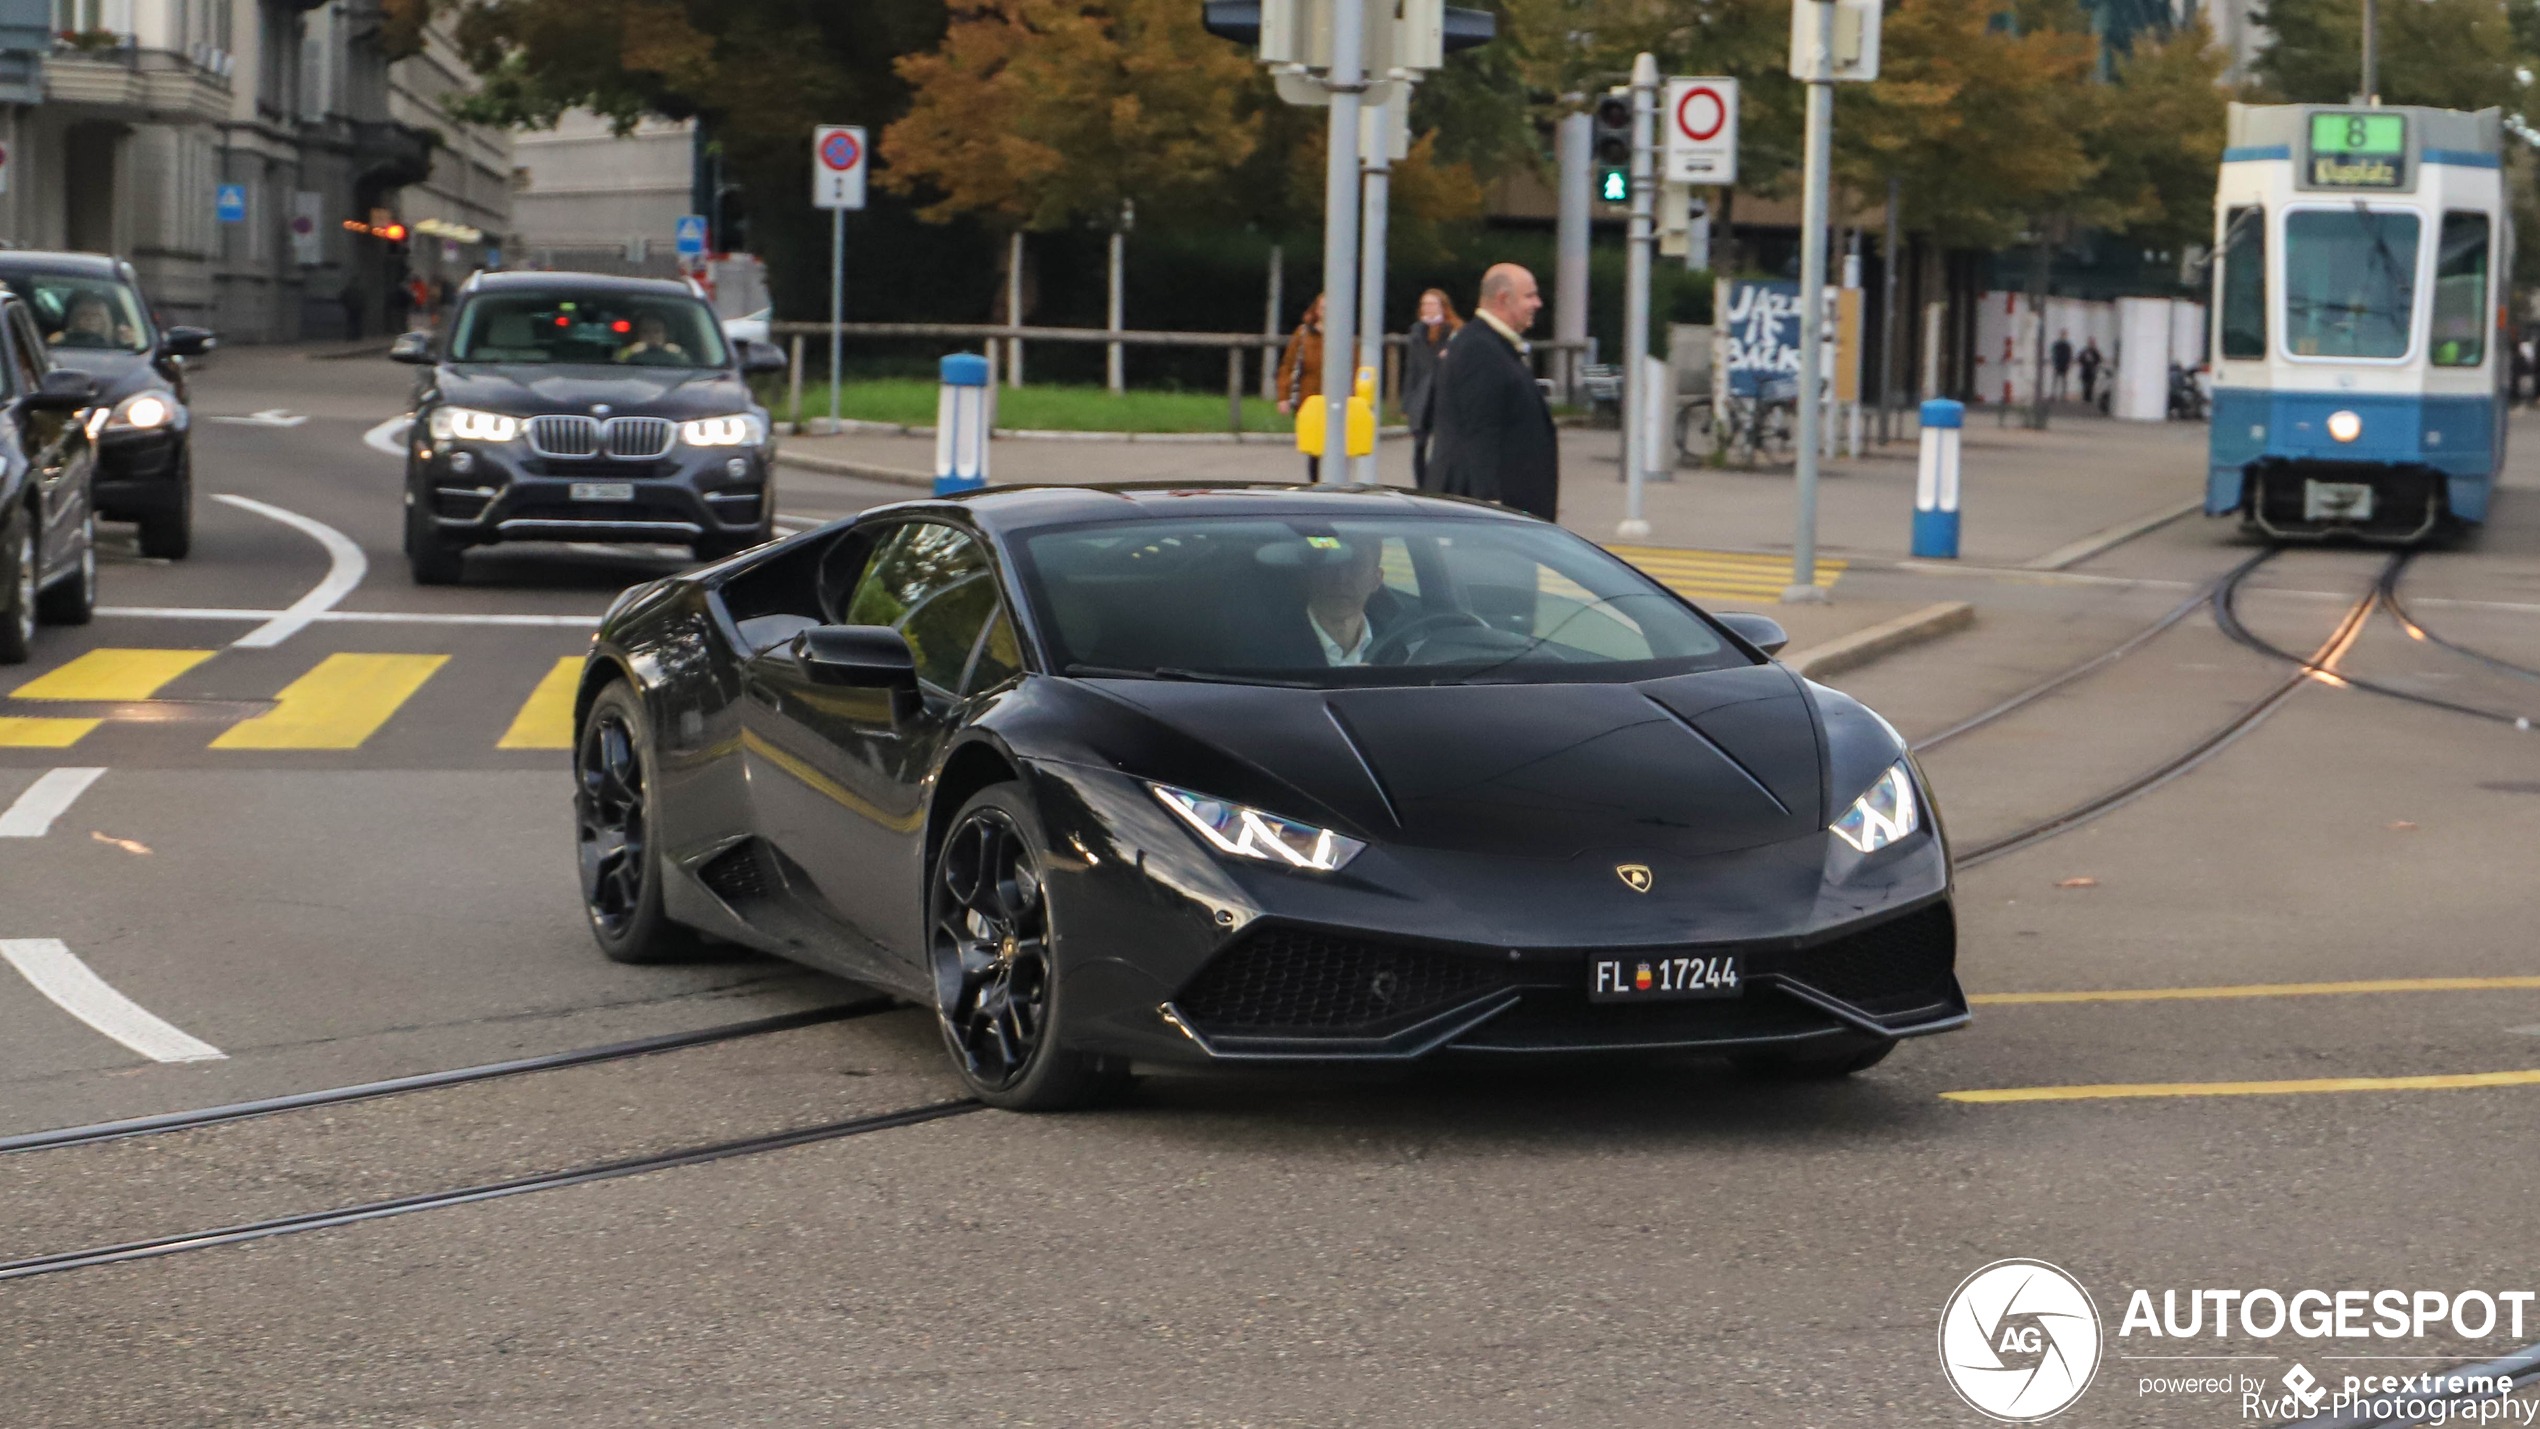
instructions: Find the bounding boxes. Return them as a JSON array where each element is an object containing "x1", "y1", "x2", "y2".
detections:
[
  {"x1": 1663, "y1": 78, "x2": 1739, "y2": 186},
  {"x1": 813, "y1": 124, "x2": 867, "y2": 211}
]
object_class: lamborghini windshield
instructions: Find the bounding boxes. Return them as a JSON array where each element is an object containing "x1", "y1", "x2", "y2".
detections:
[
  {"x1": 1012, "y1": 514, "x2": 1744, "y2": 688},
  {"x1": 447, "y1": 290, "x2": 730, "y2": 367}
]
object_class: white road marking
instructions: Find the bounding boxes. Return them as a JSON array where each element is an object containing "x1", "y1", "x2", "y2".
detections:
[
  {"x1": 209, "y1": 409, "x2": 310, "y2": 428},
  {"x1": 0, "y1": 939, "x2": 224, "y2": 1063},
  {"x1": 211, "y1": 495, "x2": 370, "y2": 647},
  {"x1": 362, "y1": 415, "x2": 413, "y2": 456},
  {"x1": 96, "y1": 605, "x2": 598, "y2": 628},
  {"x1": 0, "y1": 769, "x2": 106, "y2": 838}
]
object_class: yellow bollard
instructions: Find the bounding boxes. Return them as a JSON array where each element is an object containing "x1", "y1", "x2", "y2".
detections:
[
  {"x1": 1295, "y1": 391, "x2": 1326, "y2": 457},
  {"x1": 1344, "y1": 366, "x2": 1376, "y2": 458}
]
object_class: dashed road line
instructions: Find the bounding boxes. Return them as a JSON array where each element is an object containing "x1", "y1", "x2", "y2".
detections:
[
  {"x1": 0, "y1": 939, "x2": 223, "y2": 1063},
  {"x1": 1972, "y1": 975, "x2": 2540, "y2": 1006},
  {"x1": 213, "y1": 494, "x2": 370, "y2": 647},
  {"x1": 1944, "y1": 1069, "x2": 2540, "y2": 1104},
  {"x1": 209, "y1": 653, "x2": 449, "y2": 750},
  {"x1": 0, "y1": 769, "x2": 106, "y2": 837},
  {"x1": 497, "y1": 657, "x2": 583, "y2": 750}
]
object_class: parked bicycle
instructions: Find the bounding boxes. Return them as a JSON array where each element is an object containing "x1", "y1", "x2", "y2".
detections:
[{"x1": 1677, "y1": 375, "x2": 1799, "y2": 466}]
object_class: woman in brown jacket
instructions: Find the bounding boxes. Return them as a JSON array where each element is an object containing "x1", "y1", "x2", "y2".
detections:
[{"x1": 1277, "y1": 294, "x2": 1326, "y2": 480}]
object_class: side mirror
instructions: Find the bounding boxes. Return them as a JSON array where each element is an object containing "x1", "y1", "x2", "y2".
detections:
[
  {"x1": 1715, "y1": 610, "x2": 1789, "y2": 657},
  {"x1": 790, "y1": 625, "x2": 917, "y2": 689},
  {"x1": 389, "y1": 330, "x2": 435, "y2": 364},
  {"x1": 27, "y1": 369, "x2": 97, "y2": 412},
  {"x1": 160, "y1": 326, "x2": 216, "y2": 357},
  {"x1": 739, "y1": 339, "x2": 789, "y2": 375}
]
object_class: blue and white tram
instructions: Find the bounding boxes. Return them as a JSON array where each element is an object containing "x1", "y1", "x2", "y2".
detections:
[{"x1": 2207, "y1": 103, "x2": 2511, "y2": 541}]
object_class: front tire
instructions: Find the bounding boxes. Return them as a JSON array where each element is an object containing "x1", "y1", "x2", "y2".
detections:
[
  {"x1": 404, "y1": 496, "x2": 465, "y2": 586},
  {"x1": 0, "y1": 508, "x2": 34, "y2": 664},
  {"x1": 136, "y1": 448, "x2": 193, "y2": 560},
  {"x1": 929, "y1": 784, "x2": 1127, "y2": 1111},
  {"x1": 575, "y1": 681, "x2": 702, "y2": 965},
  {"x1": 36, "y1": 508, "x2": 96, "y2": 626}
]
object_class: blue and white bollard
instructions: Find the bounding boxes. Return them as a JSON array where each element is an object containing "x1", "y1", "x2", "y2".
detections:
[
  {"x1": 934, "y1": 352, "x2": 992, "y2": 496},
  {"x1": 1912, "y1": 398, "x2": 1963, "y2": 559}
]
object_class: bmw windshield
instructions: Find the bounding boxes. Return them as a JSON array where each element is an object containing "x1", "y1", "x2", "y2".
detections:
[
  {"x1": 448, "y1": 291, "x2": 730, "y2": 367},
  {"x1": 1012, "y1": 515, "x2": 1746, "y2": 688}
]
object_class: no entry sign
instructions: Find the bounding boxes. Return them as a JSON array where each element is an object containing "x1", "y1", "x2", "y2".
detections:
[
  {"x1": 813, "y1": 124, "x2": 867, "y2": 211},
  {"x1": 1664, "y1": 78, "x2": 1738, "y2": 185}
]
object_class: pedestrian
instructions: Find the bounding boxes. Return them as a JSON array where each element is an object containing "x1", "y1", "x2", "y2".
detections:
[
  {"x1": 1403, "y1": 288, "x2": 1461, "y2": 492},
  {"x1": 1430, "y1": 263, "x2": 1559, "y2": 521},
  {"x1": 2077, "y1": 339, "x2": 2104, "y2": 407},
  {"x1": 2050, "y1": 329, "x2": 2073, "y2": 400},
  {"x1": 1277, "y1": 294, "x2": 1327, "y2": 480}
]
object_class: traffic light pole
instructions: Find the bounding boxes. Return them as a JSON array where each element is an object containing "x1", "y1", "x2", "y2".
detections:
[
  {"x1": 1316, "y1": 0, "x2": 1367, "y2": 484},
  {"x1": 1354, "y1": 98, "x2": 1390, "y2": 486},
  {"x1": 1786, "y1": 0, "x2": 1835, "y2": 604},
  {"x1": 1618, "y1": 53, "x2": 1658, "y2": 541}
]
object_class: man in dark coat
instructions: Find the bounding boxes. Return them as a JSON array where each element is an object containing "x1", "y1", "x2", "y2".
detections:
[{"x1": 1429, "y1": 263, "x2": 1559, "y2": 521}]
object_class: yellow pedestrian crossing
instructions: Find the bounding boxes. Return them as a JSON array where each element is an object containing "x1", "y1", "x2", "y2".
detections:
[
  {"x1": 2, "y1": 648, "x2": 219, "y2": 746},
  {"x1": 1606, "y1": 544, "x2": 1846, "y2": 604},
  {"x1": 210, "y1": 654, "x2": 452, "y2": 751},
  {"x1": 497, "y1": 657, "x2": 584, "y2": 750},
  {"x1": 0, "y1": 717, "x2": 99, "y2": 748}
]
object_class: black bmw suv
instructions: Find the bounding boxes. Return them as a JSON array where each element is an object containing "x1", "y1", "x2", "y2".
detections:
[{"x1": 394, "y1": 271, "x2": 788, "y2": 584}]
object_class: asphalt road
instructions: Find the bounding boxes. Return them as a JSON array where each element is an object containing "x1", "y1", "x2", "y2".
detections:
[{"x1": 6, "y1": 347, "x2": 2540, "y2": 1427}]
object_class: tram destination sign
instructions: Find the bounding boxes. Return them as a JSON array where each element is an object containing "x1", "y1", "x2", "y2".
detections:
[{"x1": 2307, "y1": 111, "x2": 2408, "y2": 189}]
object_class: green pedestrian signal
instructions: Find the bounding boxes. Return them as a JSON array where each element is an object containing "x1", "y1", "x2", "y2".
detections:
[
  {"x1": 1591, "y1": 90, "x2": 1634, "y2": 206},
  {"x1": 1600, "y1": 169, "x2": 1628, "y2": 203}
]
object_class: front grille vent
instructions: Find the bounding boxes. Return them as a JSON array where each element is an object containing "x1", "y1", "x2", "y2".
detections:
[
  {"x1": 528, "y1": 415, "x2": 599, "y2": 457},
  {"x1": 1776, "y1": 903, "x2": 1956, "y2": 1014},
  {"x1": 604, "y1": 417, "x2": 675, "y2": 459},
  {"x1": 1175, "y1": 928, "x2": 1514, "y2": 1033}
]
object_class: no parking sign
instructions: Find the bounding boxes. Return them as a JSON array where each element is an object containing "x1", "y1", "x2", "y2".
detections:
[{"x1": 813, "y1": 125, "x2": 866, "y2": 211}]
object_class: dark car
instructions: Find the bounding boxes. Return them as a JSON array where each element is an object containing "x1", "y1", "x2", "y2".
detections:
[
  {"x1": 0, "y1": 252, "x2": 214, "y2": 560},
  {"x1": 393, "y1": 270, "x2": 790, "y2": 584},
  {"x1": 0, "y1": 290, "x2": 103, "y2": 662},
  {"x1": 567, "y1": 485, "x2": 1964, "y2": 1110}
]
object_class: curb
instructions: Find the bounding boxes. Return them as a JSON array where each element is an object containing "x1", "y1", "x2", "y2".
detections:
[
  {"x1": 1786, "y1": 601, "x2": 1975, "y2": 681},
  {"x1": 776, "y1": 450, "x2": 935, "y2": 489},
  {"x1": 2022, "y1": 496, "x2": 2205, "y2": 571}
]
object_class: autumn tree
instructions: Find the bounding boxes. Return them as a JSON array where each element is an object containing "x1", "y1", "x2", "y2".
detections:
[{"x1": 2252, "y1": 0, "x2": 2530, "y2": 112}]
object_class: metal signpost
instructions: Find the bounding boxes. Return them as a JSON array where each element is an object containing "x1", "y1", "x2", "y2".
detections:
[
  {"x1": 1617, "y1": 55, "x2": 1659, "y2": 539},
  {"x1": 812, "y1": 125, "x2": 868, "y2": 436},
  {"x1": 1784, "y1": 0, "x2": 1877, "y2": 602}
]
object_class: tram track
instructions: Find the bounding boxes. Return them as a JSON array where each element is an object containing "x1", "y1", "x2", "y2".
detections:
[
  {"x1": 2377, "y1": 553, "x2": 2540, "y2": 689},
  {"x1": 2214, "y1": 552, "x2": 2539, "y2": 729}
]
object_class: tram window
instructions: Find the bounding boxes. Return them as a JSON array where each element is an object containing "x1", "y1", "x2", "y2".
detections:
[
  {"x1": 2282, "y1": 208, "x2": 2419, "y2": 360},
  {"x1": 2431, "y1": 212, "x2": 2489, "y2": 367},
  {"x1": 2220, "y1": 206, "x2": 2267, "y2": 359}
]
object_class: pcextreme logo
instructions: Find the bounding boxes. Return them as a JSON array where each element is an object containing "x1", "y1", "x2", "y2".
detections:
[{"x1": 1940, "y1": 1259, "x2": 2105, "y2": 1422}]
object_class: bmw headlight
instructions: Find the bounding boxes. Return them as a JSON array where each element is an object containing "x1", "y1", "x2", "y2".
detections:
[
  {"x1": 107, "y1": 393, "x2": 173, "y2": 431},
  {"x1": 680, "y1": 413, "x2": 762, "y2": 447},
  {"x1": 427, "y1": 406, "x2": 521, "y2": 442},
  {"x1": 1829, "y1": 761, "x2": 1920, "y2": 854},
  {"x1": 1150, "y1": 783, "x2": 1366, "y2": 872}
]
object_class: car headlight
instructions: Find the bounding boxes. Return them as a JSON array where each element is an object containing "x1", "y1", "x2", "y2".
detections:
[
  {"x1": 107, "y1": 393, "x2": 173, "y2": 430},
  {"x1": 1150, "y1": 783, "x2": 1366, "y2": 872},
  {"x1": 1829, "y1": 761, "x2": 1920, "y2": 854},
  {"x1": 681, "y1": 414, "x2": 762, "y2": 447},
  {"x1": 427, "y1": 406, "x2": 520, "y2": 442}
]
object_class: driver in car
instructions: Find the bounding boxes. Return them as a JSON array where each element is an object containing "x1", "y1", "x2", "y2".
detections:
[
  {"x1": 1300, "y1": 538, "x2": 1399, "y2": 666},
  {"x1": 614, "y1": 312, "x2": 687, "y2": 364},
  {"x1": 51, "y1": 292, "x2": 134, "y2": 349}
]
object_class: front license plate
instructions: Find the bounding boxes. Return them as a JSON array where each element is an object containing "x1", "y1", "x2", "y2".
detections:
[
  {"x1": 2303, "y1": 480, "x2": 2374, "y2": 521},
  {"x1": 1589, "y1": 954, "x2": 1741, "y2": 1002},
  {"x1": 570, "y1": 482, "x2": 636, "y2": 502}
]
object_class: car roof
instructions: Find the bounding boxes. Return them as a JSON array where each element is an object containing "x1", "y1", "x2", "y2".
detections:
[
  {"x1": 467, "y1": 270, "x2": 702, "y2": 300},
  {"x1": 861, "y1": 483, "x2": 1543, "y2": 537},
  {"x1": 0, "y1": 252, "x2": 129, "y2": 280}
]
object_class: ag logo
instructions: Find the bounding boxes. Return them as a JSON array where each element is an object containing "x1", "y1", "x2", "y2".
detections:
[
  {"x1": 1615, "y1": 863, "x2": 1653, "y2": 892},
  {"x1": 1939, "y1": 1259, "x2": 2102, "y2": 1422},
  {"x1": 2284, "y1": 1364, "x2": 2326, "y2": 1414}
]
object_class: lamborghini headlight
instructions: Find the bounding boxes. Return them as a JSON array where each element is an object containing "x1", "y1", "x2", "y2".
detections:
[
  {"x1": 427, "y1": 406, "x2": 520, "y2": 442},
  {"x1": 680, "y1": 413, "x2": 762, "y2": 447},
  {"x1": 1829, "y1": 761, "x2": 1920, "y2": 854},
  {"x1": 1150, "y1": 783, "x2": 1366, "y2": 872}
]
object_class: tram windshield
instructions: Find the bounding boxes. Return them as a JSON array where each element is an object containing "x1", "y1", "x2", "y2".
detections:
[{"x1": 2283, "y1": 208, "x2": 2419, "y2": 359}]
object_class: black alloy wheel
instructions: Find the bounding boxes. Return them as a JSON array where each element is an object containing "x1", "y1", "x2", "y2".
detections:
[
  {"x1": 36, "y1": 508, "x2": 95, "y2": 626},
  {"x1": 930, "y1": 785, "x2": 1125, "y2": 1110},
  {"x1": 575, "y1": 682, "x2": 697, "y2": 964},
  {"x1": 0, "y1": 509, "x2": 34, "y2": 664}
]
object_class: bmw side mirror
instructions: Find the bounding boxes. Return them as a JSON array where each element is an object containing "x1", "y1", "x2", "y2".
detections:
[
  {"x1": 1716, "y1": 611, "x2": 1789, "y2": 657},
  {"x1": 27, "y1": 369, "x2": 97, "y2": 412},
  {"x1": 390, "y1": 330, "x2": 435, "y2": 364},
  {"x1": 790, "y1": 625, "x2": 918, "y2": 689},
  {"x1": 739, "y1": 339, "x2": 789, "y2": 376},
  {"x1": 161, "y1": 325, "x2": 216, "y2": 357}
]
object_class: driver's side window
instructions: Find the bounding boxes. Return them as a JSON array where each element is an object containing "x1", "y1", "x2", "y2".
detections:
[{"x1": 842, "y1": 522, "x2": 1006, "y2": 695}]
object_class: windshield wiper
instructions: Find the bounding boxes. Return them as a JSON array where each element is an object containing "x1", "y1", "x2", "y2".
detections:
[{"x1": 1063, "y1": 663, "x2": 1320, "y2": 689}]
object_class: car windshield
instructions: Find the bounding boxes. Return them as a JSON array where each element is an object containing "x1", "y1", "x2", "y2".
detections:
[
  {"x1": 1011, "y1": 514, "x2": 1744, "y2": 688},
  {"x1": 3, "y1": 274, "x2": 153, "y2": 354},
  {"x1": 2282, "y1": 207, "x2": 2419, "y2": 359},
  {"x1": 448, "y1": 290, "x2": 730, "y2": 367}
]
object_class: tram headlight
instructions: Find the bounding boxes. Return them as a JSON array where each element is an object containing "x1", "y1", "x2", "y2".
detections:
[{"x1": 2326, "y1": 410, "x2": 2362, "y2": 443}]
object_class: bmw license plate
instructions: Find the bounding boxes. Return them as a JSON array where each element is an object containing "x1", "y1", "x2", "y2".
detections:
[
  {"x1": 2303, "y1": 480, "x2": 2374, "y2": 521},
  {"x1": 570, "y1": 482, "x2": 636, "y2": 502},
  {"x1": 1589, "y1": 954, "x2": 1740, "y2": 1002}
]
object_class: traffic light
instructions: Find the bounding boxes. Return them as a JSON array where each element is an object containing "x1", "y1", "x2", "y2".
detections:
[{"x1": 1592, "y1": 90, "x2": 1632, "y2": 203}]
